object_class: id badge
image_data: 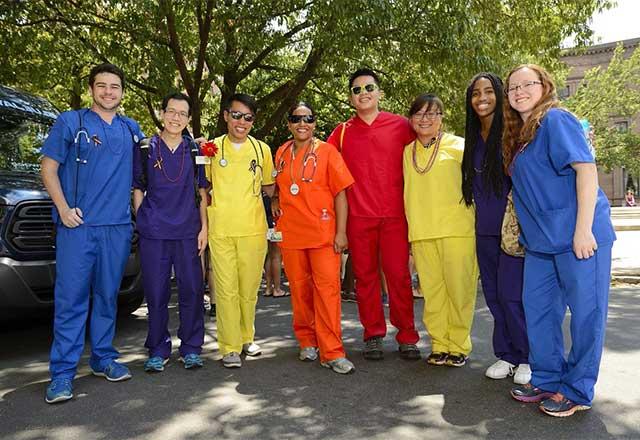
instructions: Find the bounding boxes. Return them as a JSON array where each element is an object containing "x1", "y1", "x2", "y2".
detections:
[
  {"x1": 195, "y1": 155, "x2": 211, "y2": 165},
  {"x1": 267, "y1": 228, "x2": 283, "y2": 242}
]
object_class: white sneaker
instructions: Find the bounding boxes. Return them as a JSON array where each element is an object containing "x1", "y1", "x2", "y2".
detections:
[
  {"x1": 299, "y1": 347, "x2": 319, "y2": 362},
  {"x1": 222, "y1": 352, "x2": 242, "y2": 368},
  {"x1": 321, "y1": 357, "x2": 355, "y2": 374},
  {"x1": 242, "y1": 342, "x2": 262, "y2": 357},
  {"x1": 513, "y1": 363, "x2": 532, "y2": 385},
  {"x1": 485, "y1": 359, "x2": 515, "y2": 379}
]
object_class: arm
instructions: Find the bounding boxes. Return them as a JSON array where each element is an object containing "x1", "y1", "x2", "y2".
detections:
[
  {"x1": 572, "y1": 162, "x2": 598, "y2": 259},
  {"x1": 41, "y1": 157, "x2": 83, "y2": 227},
  {"x1": 333, "y1": 189, "x2": 348, "y2": 253},
  {"x1": 133, "y1": 189, "x2": 144, "y2": 215},
  {"x1": 197, "y1": 188, "x2": 208, "y2": 256},
  {"x1": 262, "y1": 183, "x2": 275, "y2": 197}
]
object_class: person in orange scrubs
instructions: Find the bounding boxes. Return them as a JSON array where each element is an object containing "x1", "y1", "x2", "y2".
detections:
[{"x1": 272, "y1": 102, "x2": 356, "y2": 374}]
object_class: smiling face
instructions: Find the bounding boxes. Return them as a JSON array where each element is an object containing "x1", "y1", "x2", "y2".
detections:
[
  {"x1": 287, "y1": 106, "x2": 315, "y2": 144},
  {"x1": 89, "y1": 72, "x2": 123, "y2": 113},
  {"x1": 224, "y1": 100, "x2": 254, "y2": 143},
  {"x1": 410, "y1": 103, "x2": 443, "y2": 141},
  {"x1": 507, "y1": 67, "x2": 543, "y2": 122},
  {"x1": 161, "y1": 98, "x2": 190, "y2": 137},
  {"x1": 349, "y1": 75, "x2": 381, "y2": 113},
  {"x1": 471, "y1": 77, "x2": 497, "y2": 121}
]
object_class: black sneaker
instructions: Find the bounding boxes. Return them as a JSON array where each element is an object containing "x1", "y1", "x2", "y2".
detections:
[
  {"x1": 209, "y1": 304, "x2": 216, "y2": 317},
  {"x1": 445, "y1": 353, "x2": 468, "y2": 367},
  {"x1": 341, "y1": 291, "x2": 357, "y2": 302},
  {"x1": 426, "y1": 352, "x2": 448, "y2": 366},
  {"x1": 398, "y1": 343, "x2": 421, "y2": 360},
  {"x1": 363, "y1": 336, "x2": 384, "y2": 360}
]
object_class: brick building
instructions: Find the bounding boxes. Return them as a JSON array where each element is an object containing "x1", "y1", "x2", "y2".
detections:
[{"x1": 560, "y1": 37, "x2": 640, "y2": 206}]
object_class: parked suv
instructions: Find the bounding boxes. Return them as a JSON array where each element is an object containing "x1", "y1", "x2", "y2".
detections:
[{"x1": 0, "y1": 85, "x2": 144, "y2": 322}]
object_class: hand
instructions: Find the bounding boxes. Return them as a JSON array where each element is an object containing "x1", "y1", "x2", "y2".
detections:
[
  {"x1": 197, "y1": 227, "x2": 208, "y2": 257},
  {"x1": 334, "y1": 231, "x2": 348, "y2": 254},
  {"x1": 61, "y1": 207, "x2": 84, "y2": 228},
  {"x1": 194, "y1": 137, "x2": 208, "y2": 145},
  {"x1": 573, "y1": 228, "x2": 597, "y2": 259},
  {"x1": 271, "y1": 198, "x2": 282, "y2": 218}
]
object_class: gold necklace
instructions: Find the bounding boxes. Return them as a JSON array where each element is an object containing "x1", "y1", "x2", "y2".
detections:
[{"x1": 412, "y1": 132, "x2": 442, "y2": 174}]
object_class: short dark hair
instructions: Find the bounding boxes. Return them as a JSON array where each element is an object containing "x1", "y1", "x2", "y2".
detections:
[
  {"x1": 348, "y1": 68, "x2": 381, "y2": 89},
  {"x1": 161, "y1": 92, "x2": 193, "y2": 116},
  {"x1": 225, "y1": 93, "x2": 257, "y2": 115},
  {"x1": 408, "y1": 93, "x2": 443, "y2": 117},
  {"x1": 88, "y1": 63, "x2": 125, "y2": 88},
  {"x1": 287, "y1": 101, "x2": 315, "y2": 117}
]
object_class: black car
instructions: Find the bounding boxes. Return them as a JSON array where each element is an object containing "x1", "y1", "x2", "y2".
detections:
[{"x1": 0, "y1": 85, "x2": 144, "y2": 321}]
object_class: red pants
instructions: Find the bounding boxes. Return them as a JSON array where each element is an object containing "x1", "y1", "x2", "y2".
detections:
[
  {"x1": 347, "y1": 216, "x2": 419, "y2": 344},
  {"x1": 280, "y1": 246, "x2": 345, "y2": 362}
]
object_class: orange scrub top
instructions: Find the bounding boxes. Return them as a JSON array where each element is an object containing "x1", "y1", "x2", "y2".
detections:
[{"x1": 274, "y1": 139, "x2": 354, "y2": 250}]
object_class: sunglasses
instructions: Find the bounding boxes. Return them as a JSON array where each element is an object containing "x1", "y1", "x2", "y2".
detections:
[
  {"x1": 288, "y1": 114, "x2": 316, "y2": 124},
  {"x1": 227, "y1": 110, "x2": 256, "y2": 122},
  {"x1": 350, "y1": 83, "x2": 379, "y2": 95}
]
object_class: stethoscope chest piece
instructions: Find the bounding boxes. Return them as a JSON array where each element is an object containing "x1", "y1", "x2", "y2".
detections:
[
  {"x1": 290, "y1": 183, "x2": 300, "y2": 196},
  {"x1": 219, "y1": 158, "x2": 228, "y2": 167}
]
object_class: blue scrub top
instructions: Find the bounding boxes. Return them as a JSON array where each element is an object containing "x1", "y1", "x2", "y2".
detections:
[
  {"x1": 133, "y1": 134, "x2": 208, "y2": 240},
  {"x1": 511, "y1": 108, "x2": 616, "y2": 254},
  {"x1": 41, "y1": 109, "x2": 143, "y2": 226}
]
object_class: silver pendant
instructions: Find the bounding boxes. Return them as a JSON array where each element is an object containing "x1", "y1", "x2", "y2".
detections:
[
  {"x1": 271, "y1": 169, "x2": 278, "y2": 178},
  {"x1": 290, "y1": 183, "x2": 300, "y2": 195},
  {"x1": 219, "y1": 158, "x2": 228, "y2": 167}
]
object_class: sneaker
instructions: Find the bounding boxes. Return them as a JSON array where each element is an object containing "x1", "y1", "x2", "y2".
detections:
[
  {"x1": 91, "y1": 361, "x2": 132, "y2": 382},
  {"x1": 363, "y1": 336, "x2": 384, "y2": 360},
  {"x1": 426, "y1": 352, "x2": 448, "y2": 366},
  {"x1": 485, "y1": 359, "x2": 515, "y2": 379},
  {"x1": 341, "y1": 291, "x2": 357, "y2": 302},
  {"x1": 299, "y1": 346, "x2": 319, "y2": 362},
  {"x1": 510, "y1": 383, "x2": 555, "y2": 403},
  {"x1": 242, "y1": 342, "x2": 262, "y2": 357},
  {"x1": 539, "y1": 393, "x2": 591, "y2": 417},
  {"x1": 445, "y1": 353, "x2": 468, "y2": 367},
  {"x1": 321, "y1": 357, "x2": 355, "y2": 374},
  {"x1": 209, "y1": 303, "x2": 216, "y2": 318},
  {"x1": 398, "y1": 343, "x2": 421, "y2": 361},
  {"x1": 513, "y1": 363, "x2": 532, "y2": 385},
  {"x1": 45, "y1": 378, "x2": 73, "y2": 404},
  {"x1": 180, "y1": 353, "x2": 204, "y2": 369},
  {"x1": 144, "y1": 356, "x2": 169, "y2": 373},
  {"x1": 222, "y1": 352, "x2": 242, "y2": 368}
]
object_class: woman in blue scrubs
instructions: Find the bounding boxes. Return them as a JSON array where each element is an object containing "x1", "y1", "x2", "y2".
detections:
[{"x1": 503, "y1": 64, "x2": 616, "y2": 417}]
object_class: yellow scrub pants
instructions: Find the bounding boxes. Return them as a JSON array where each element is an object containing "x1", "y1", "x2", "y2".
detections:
[
  {"x1": 209, "y1": 234, "x2": 267, "y2": 355},
  {"x1": 412, "y1": 237, "x2": 479, "y2": 356}
]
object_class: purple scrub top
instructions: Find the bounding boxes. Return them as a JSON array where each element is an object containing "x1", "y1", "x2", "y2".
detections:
[
  {"x1": 472, "y1": 137, "x2": 511, "y2": 237},
  {"x1": 133, "y1": 134, "x2": 208, "y2": 240}
]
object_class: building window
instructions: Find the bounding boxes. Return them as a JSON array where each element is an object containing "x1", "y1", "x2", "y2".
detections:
[{"x1": 614, "y1": 121, "x2": 629, "y2": 132}]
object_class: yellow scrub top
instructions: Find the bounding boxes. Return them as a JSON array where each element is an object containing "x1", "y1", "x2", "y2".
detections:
[
  {"x1": 206, "y1": 135, "x2": 275, "y2": 237},
  {"x1": 403, "y1": 132, "x2": 475, "y2": 242}
]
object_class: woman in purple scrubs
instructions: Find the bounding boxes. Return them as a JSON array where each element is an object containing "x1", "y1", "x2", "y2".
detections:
[
  {"x1": 133, "y1": 92, "x2": 209, "y2": 372},
  {"x1": 461, "y1": 73, "x2": 530, "y2": 384}
]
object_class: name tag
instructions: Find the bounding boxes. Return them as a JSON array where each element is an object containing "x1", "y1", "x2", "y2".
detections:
[
  {"x1": 267, "y1": 228, "x2": 283, "y2": 242},
  {"x1": 195, "y1": 156, "x2": 211, "y2": 165}
]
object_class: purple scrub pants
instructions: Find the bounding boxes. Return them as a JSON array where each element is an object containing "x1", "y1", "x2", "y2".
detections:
[
  {"x1": 476, "y1": 235, "x2": 528, "y2": 365},
  {"x1": 139, "y1": 237, "x2": 204, "y2": 359}
]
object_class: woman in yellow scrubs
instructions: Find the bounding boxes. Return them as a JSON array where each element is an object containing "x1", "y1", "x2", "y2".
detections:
[{"x1": 403, "y1": 93, "x2": 478, "y2": 367}]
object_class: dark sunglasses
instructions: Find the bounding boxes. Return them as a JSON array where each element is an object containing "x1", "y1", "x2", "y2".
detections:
[
  {"x1": 350, "y1": 83, "x2": 379, "y2": 95},
  {"x1": 227, "y1": 110, "x2": 256, "y2": 122},
  {"x1": 287, "y1": 114, "x2": 316, "y2": 124}
]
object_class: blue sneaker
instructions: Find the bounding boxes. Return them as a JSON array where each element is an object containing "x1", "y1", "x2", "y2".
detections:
[
  {"x1": 144, "y1": 356, "x2": 169, "y2": 373},
  {"x1": 180, "y1": 353, "x2": 204, "y2": 369},
  {"x1": 45, "y1": 378, "x2": 73, "y2": 404},
  {"x1": 92, "y1": 361, "x2": 132, "y2": 382}
]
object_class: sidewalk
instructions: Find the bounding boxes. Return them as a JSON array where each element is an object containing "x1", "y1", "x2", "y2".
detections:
[{"x1": 611, "y1": 207, "x2": 640, "y2": 283}]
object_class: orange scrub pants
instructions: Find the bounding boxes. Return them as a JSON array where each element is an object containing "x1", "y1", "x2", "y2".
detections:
[{"x1": 280, "y1": 246, "x2": 345, "y2": 362}]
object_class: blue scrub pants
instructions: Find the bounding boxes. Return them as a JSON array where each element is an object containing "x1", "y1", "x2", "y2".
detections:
[
  {"x1": 523, "y1": 244, "x2": 612, "y2": 406},
  {"x1": 139, "y1": 237, "x2": 204, "y2": 359},
  {"x1": 49, "y1": 224, "x2": 132, "y2": 380}
]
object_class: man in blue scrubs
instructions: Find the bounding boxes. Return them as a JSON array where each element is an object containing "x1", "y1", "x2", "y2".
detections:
[{"x1": 41, "y1": 63, "x2": 143, "y2": 404}]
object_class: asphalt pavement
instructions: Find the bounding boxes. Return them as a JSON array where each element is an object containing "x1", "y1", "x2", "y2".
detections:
[{"x1": 1, "y1": 282, "x2": 639, "y2": 440}]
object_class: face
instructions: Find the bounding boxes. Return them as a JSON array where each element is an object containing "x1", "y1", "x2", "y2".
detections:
[
  {"x1": 410, "y1": 103, "x2": 442, "y2": 140},
  {"x1": 349, "y1": 75, "x2": 381, "y2": 113},
  {"x1": 287, "y1": 106, "x2": 315, "y2": 144},
  {"x1": 89, "y1": 72, "x2": 123, "y2": 112},
  {"x1": 507, "y1": 68, "x2": 543, "y2": 122},
  {"x1": 161, "y1": 99, "x2": 190, "y2": 136},
  {"x1": 471, "y1": 77, "x2": 496, "y2": 120},
  {"x1": 224, "y1": 100, "x2": 254, "y2": 142}
]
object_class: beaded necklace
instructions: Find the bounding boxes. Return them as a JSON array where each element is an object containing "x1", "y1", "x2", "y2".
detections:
[
  {"x1": 411, "y1": 132, "x2": 443, "y2": 174},
  {"x1": 156, "y1": 135, "x2": 186, "y2": 183}
]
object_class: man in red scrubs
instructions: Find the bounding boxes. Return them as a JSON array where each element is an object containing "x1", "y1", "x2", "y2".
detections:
[{"x1": 327, "y1": 68, "x2": 420, "y2": 361}]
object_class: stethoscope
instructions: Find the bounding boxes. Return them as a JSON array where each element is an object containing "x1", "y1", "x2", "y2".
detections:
[
  {"x1": 217, "y1": 134, "x2": 264, "y2": 196},
  {"x1": 275, "y1": 139, "x2": 318, "y2": 195}
]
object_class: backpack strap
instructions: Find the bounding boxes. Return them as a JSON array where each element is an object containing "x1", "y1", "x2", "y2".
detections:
[{"x1": 183, "y1": 134, "x2": 203, "y2": 207}]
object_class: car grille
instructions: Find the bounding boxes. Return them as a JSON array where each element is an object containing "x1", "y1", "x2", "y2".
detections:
[{"x1": 5, "y1": 200, "x2": 55, "y2": 253}]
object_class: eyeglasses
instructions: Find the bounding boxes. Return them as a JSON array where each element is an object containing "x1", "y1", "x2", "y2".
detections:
[
  {"x1": 164, "y1": 109, "x2": 189, "y2": 119},
  {"x1": 288, "y1": 114, "x2": 316, "y2": 124},
  {"x1": 506, "y1": 81, "x2": 542, "y2": 95},
  {"x1": 350, "y1": 83, "x2": 379, "y2": 95},
  {"x1": 227, "y1": 110, "x2": 256, "y2": 122},
  {"x1": 411, "y1": 111, "x2": 442, "y2": 121}
]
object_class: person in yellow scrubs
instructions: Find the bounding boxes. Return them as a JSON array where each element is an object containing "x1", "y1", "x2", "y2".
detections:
[
  {"x1": 205, "y1": 93, "x2": 275, "y2": 368},
  {"x1": 403, "y1": 93, "x2": 478, "y2": 368}
]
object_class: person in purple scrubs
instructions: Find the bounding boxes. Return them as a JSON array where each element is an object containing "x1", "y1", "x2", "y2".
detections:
[
  {"x1": 461, "y1": 73, "x2": 530, "y2": 384},
  {"x1": 133, "y1": 92, "x2": 209, "y2": 372}
]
